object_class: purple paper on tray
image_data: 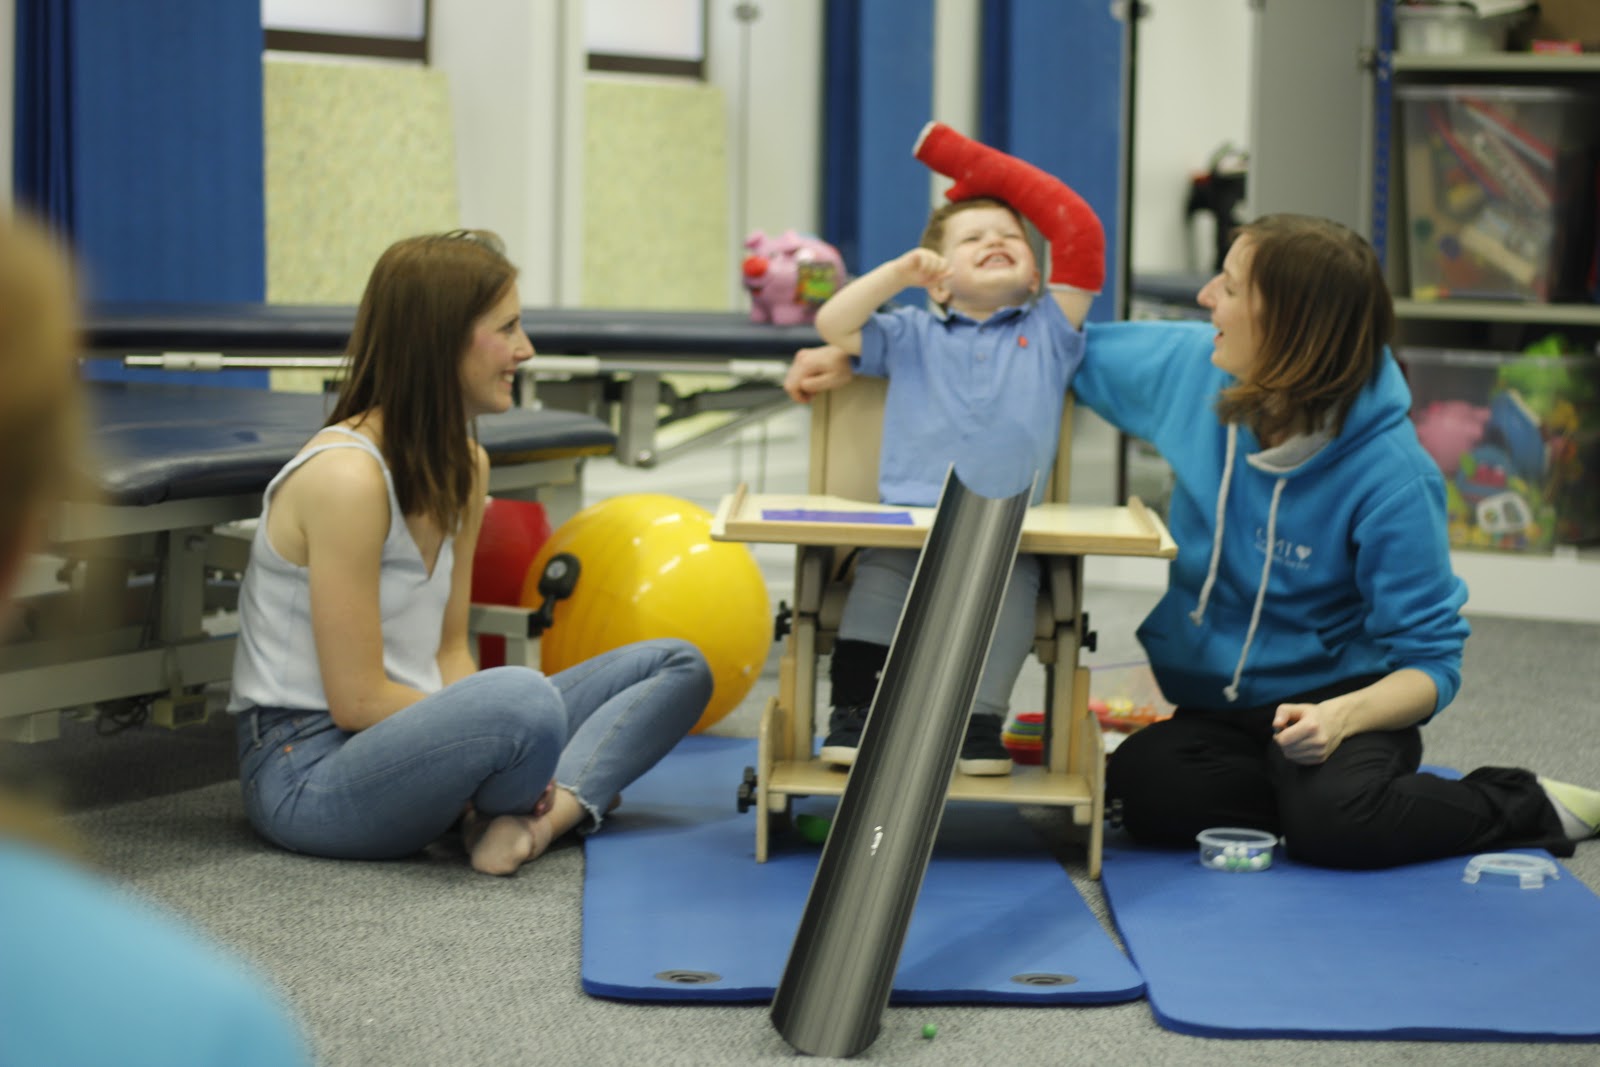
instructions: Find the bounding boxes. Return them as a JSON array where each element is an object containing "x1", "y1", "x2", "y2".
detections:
[{"x1": 761, "y1": 508, "x2": 915, "y2": 525}]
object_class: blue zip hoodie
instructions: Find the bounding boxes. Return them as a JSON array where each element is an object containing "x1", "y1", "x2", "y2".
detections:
[{"x1": 1077, "y1": 320, "x2": 1470, "y2": 716}]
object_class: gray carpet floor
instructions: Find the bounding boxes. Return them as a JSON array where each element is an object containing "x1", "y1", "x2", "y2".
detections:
[
  {"x1": 13, "y1": 586, "x2": 1600, "y2": 1067},
  {"x1": 11, "y1": 416, "x2": 1600, "y2": 1065}
]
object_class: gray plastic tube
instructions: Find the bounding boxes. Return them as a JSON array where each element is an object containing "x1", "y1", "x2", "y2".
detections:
[{"x1": 770, "y1": 468, "x2": 1032, "y2": 1058}]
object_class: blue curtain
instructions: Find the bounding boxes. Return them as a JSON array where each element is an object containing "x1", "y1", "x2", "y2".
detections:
[
  {"x1": 12, "y1": 0, "x2": 74, "y2": 234},
  {"x1": 14, "y1": 0, "x2": 268, "y2": 387},
  {"x1": 821, "y1": 0, "x2": 934, "y2": 299},
  {"x1": 981, "y1": 0, "x2": 1129, "y2": 323}
]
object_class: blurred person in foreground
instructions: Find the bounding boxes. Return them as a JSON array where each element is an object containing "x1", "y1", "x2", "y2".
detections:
[{"x1": 0, "y1": 210, "x2": 313, "y2": 1067}]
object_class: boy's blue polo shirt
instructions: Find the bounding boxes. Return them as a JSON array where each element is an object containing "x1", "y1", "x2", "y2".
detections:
[{"x1": 856, "y1": 295, "x2": 1084, "y2": 506}]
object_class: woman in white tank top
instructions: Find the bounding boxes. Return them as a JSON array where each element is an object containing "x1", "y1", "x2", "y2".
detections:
[{"x1": 229, "y1": 230, "x2": 711, "y2": 876}]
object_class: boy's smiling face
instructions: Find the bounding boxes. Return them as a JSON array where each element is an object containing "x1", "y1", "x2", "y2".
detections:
[{"x1": 930, "y1": 204, "x2": 1039, "y2": 317}]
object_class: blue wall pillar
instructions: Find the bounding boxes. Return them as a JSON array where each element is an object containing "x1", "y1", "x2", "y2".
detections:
[
  {"x1": 984, "y1": 0, "x2": 1129, "y2": 323},
  {"x1": 822, "y1": 0, "x2": 935, "y2": 297}
]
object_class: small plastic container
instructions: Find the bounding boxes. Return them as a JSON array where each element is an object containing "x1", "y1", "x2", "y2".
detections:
[
  {"x1": 1197, "y1": 827, "x2": 1278, "y2": 872},
  {"x1": 1462, "y1": 852, "x2": 1560, "y2": 889},
  {"x1": 1398, "y1": 84, "x2": 1599, "y2": 303},
  {"x1": 1395, "y1": 4, "x2": 1528, "y2": 56}
]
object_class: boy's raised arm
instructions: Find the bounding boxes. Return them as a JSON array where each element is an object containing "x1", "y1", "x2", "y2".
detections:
[
  {"x1": 914, "y1": 122, "x2": 1103, "y2": 329},
  {"x1": 814, "y1": 248, "x2": 950, "y2": 355}
]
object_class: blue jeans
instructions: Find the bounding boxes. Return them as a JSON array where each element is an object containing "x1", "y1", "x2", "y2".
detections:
[{"x1": 235, "y1": 639, "x2": 712, "y2": 860}]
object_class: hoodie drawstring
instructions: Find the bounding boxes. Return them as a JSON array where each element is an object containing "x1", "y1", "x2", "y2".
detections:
[
  {"x1": 1189, "y1": 424, "x2": 1236, "y2": 628},
  {"x1": 1188, "y1": 423, "x2": 1288, "y2": 703},
  {"x1": 1224, "y1": 476, "x2": 1285, "y2": 702}
]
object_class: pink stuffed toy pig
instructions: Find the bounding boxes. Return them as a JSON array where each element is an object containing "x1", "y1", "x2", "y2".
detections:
[
  {"x1": 1414, "y1": 400, "x2": 1490, "y2": 476},
  {"x1": 742, "y1": 230, "x2": 846, "y2": 325}
]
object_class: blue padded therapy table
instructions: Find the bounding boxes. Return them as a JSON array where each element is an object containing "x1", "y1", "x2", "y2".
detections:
[
  {"x1": 1, "y1": 380, "x2": 615, "y2": 742},
  {"x1": 9, "y1": 301, "x2": 820, "y2": 742},
  {"x1": 89, "y1": 303, "x2": 823, "y2": 468}
]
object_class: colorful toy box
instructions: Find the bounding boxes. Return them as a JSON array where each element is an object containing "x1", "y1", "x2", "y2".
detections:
[
  {"x1": 1398, "y1": 85, "x2": 1598, "y2": 302},
  {"x1": 1002, "y1": 661, "x2": 1174, "y2": 763},
  {"x1": 1401, "y1": 346, "x2": 1600, "y2": 552}
]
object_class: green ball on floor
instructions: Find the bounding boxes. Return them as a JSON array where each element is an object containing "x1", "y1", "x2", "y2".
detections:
[{"x1": 795, "y1": 813, "x2": 831, "y2": 845}]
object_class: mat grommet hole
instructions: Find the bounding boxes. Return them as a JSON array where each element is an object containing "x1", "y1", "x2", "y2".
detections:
[
  {"x1": 654, "y1": 969, "x2": 722, "y2": 985},
  {"x1": 1011, "y1": 972, "x2": 1078, "y2": 986}
]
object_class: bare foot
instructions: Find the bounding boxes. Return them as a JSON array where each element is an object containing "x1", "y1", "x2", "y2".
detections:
[{"x1": 463, "y1": 812, "x2": 554, "y2": 876}]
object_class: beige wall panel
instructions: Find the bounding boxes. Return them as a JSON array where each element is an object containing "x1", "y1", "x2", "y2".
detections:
[
  {"x1": 583, "y1": 78, "x2": 729, "y2": 310},
  {"x1": 264, "y1": 59, "x2": 461, "y2": 391},
  {"x1": 264, "y1": 59, "x2": 460, "y2": 307}
]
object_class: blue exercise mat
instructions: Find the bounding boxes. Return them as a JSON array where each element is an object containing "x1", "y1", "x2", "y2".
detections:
[
  {"x1": 582, "y1": 735, "x2": 1144, "y2": 1004},
  {"x1": 1101, "y1": 831, "x2": 1600, "y2": 1040}
]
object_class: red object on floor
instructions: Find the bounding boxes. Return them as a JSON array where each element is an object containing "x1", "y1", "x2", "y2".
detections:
[{"x1": 471, "y1": 498, "x2": 551, "y2": 667}]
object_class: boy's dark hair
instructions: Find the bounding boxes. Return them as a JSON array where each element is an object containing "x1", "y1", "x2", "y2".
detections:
[
  {"x1": 919, "y1": 196, "x2": 1025, "y2": 252},
  {"x1": 331, "y1": 229, "x2": 516, "y2": 534},
  {"x1": 1215, "y1": 213, "x2": 1394, "y2": 443}
]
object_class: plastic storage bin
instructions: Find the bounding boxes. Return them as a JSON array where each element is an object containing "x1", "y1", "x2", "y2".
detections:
[
  {"x1": 1401, "y1": 346, "x2": 1600, "y2": 552},
  {"x1": 1398, "y1": 85, "x2": 1598, "y2": 302},
  {"x1": 1395, "y1": 3, "x2": 1528, "y2": 56}
]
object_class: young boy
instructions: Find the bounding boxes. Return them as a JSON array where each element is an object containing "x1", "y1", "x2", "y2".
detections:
[{"x1": 811, "y1": 123, "x2": 1104, "y2": 775}]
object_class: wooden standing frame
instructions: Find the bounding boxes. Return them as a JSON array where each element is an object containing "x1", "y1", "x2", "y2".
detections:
[{"x1": 711, "y1": 378, "x2": 1175, "y2": 876}]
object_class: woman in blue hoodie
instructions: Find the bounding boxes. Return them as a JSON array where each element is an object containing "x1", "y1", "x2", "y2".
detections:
[
  {"x1": 785, "y1": 213, "x2": 1600, "y2": 869},
  {"x1": 1073, "y1": 213, "x2": 1600, "y2": 868}
]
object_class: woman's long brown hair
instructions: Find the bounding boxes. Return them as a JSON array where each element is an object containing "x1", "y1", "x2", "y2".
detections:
[
  {"x1": 1215, "y1": 214, "x2": 1394, "y2": 443},
  {"x1": 329, "y1": 230, "x2": 516, "y2": 533}
]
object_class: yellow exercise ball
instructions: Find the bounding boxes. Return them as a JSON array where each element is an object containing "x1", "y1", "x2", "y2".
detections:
[{"x1": 522, "y1": 494, "x2": 771, "y2": 733}]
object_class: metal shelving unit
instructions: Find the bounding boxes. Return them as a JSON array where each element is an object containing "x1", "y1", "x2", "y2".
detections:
[{"x1": 1379, "y1": 3, "x2": 1600, "y2": 622}]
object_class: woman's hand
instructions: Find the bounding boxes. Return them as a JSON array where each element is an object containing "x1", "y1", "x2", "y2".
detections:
[
  {"x1": 783, "y1": 344, "x2": 855, "y2": 403},
  {"x1": 1271, "y1": 700, "x2": 1350, "y2": 765},
  {"x1": 1272, "y1": 668, "x2": 1438, "y2": 765}
]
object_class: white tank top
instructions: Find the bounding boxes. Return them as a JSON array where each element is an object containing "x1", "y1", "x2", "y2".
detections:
[{"x1": 227, "y1": 427, "x2": 455, "y2": 713}]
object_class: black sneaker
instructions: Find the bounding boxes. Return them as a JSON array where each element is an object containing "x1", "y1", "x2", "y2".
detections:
[
  {"x1": 958, "y1": 714, "x2": 1014, "y2": 776},
  {"x1": 819, "y1": 703, "x2": 870, "y2": 767}
]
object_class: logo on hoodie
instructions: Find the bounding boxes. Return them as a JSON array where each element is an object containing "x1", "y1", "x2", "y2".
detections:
[{"x1": 1254, "y1": 527, "x2": 1313, "y2": 571}]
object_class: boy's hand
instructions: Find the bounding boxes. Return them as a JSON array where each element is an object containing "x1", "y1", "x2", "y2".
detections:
[
  {"x1": 894, "y1": 248, "x2": 953, "y2": 290},
  {"x1": 814, "y1": 249, "x2": 949, "y2": 353}
]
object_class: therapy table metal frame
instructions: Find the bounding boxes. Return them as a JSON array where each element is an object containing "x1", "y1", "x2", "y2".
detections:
[
  {"x1": 0, "y1": 381, "x2": 615, "y2": 743},
  {"x1": 87, "y1": 303, "x2": 822, "y2": 468}
]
